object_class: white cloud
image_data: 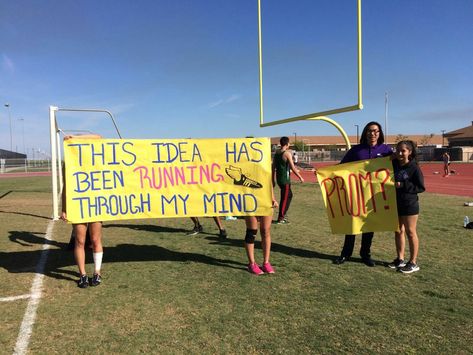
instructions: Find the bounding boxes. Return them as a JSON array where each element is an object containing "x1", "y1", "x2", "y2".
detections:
[
  {"x1": 2, "y1": 54, "x2": 15, "y2": 73},
  {"x1": 207, "y1": 94, "x2": 241, "y2": 109}
]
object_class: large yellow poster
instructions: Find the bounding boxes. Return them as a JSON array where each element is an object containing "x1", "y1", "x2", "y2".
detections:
[
  {"x1": 316, "y1": 157, "x2": 398, "y2": 234},
  {"x1": 64, "y1": 138, "x2": 272, "y2": 223}
]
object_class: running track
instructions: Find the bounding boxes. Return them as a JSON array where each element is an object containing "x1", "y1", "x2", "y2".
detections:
[{"x1": 297, "y1": 162, "x2": 473, "y2": 198}]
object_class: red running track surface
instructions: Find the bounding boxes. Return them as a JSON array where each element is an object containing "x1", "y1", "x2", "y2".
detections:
[{"x1": 295, "y1": 162, "x2": 473, "y2": 198}]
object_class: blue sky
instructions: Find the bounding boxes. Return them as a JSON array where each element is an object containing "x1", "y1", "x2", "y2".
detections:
[{"x1": 1, "y1": 0, "x2": 472, "y2": 156}]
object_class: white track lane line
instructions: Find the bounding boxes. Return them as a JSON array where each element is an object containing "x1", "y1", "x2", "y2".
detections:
[
  {"x1": 0, "y1": 294, "x2": 31, "y2": 302},
  {"x1": 13, "y1": 219, "x2": 55, "y2": 355}
]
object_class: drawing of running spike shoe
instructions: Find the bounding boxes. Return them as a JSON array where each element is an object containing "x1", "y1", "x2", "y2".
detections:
[{"x1": 225, "y1": 165, "x2": 262, "y2": 189}]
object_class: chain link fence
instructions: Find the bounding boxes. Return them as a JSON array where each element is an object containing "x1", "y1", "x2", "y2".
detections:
[{"x1": 0, "y1": 159, "x2": 51, "y2": 174}]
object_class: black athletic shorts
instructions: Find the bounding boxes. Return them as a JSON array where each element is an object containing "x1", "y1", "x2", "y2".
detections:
[{"x1": 397, "y1": 199, "x2": 419, "y2": 216}]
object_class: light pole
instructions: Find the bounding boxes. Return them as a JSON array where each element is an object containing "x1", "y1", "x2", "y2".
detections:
[
  {"x1": 441, "y1": 130, "x2": 446, "y2": 147},
  {"x1": 354, "y1": 124, "x2": 359, "y2": 143},
  {"x1": 384, "y1": 92, "x2": 388, "y2": 144},
  {"x1": 18, "y1": 118, "x2": 25, "y2": 154},
  {"x1": 293, "y1": 132, "x2": 297, "y2": 149},
  {"x1": 4, "y1": 103, "x2": 12, "y2": 151}
]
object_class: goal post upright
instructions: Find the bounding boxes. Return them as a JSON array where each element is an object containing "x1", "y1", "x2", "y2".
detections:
[
  {"x1": 257, "y1": 0, "x2": 363, "y2": 149},
  {"x1": 48, "y1": 106, "x2": 122, "y2": 220},
  {"x1": 49, "y1": 106, "x2": 60, "y2": 220}
]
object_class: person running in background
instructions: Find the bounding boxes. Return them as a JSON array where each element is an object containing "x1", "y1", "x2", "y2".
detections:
[
  {"x1": 442, "y1": 152, "x2": 450, "y2": 177},
  {"x1": 61, "y1": 134, "x2": 104, "y2": 288},
  {"x1": 187, "y1": 217, "x2": 227, "y2": 239},
  {"x1": 244, "y1": 192, "x2": 279, "y2": 275},
  {"x1": 388, "y1": 140, "x2": 425, "y2": 273},
  {"x1": 333, "y1": 122, "x2": 393, "y2": 267},
  {"x1": 272, "y1": 136, "x2": 304, "y2": 224}
]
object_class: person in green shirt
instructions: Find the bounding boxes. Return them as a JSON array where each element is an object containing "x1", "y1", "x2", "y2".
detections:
[{"x1": 272, "y1": 136, "x2": 304, "y2": 224}]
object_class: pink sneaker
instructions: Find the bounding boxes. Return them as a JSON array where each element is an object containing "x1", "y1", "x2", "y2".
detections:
[
  {"x1": 248, "y1": 263, "x2": 263, "y2": 275},
  {"x1": 261, "y1": 262, "x2": 275, "y2": 274}
]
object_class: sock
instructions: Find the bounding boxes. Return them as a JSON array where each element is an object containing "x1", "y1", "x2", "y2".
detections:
[{"x1": 93, "y1": 252, "x2": 103, "y2": 274}]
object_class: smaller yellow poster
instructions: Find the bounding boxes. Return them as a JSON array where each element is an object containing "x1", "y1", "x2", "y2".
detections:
[
  {"x1": 63, "y1": 137, "x2": 273, "y2": 223},
  {"x1": 316, "y1": 157, "x2": 398, "y2": 234}
]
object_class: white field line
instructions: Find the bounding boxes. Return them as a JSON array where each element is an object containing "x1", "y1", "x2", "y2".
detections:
[
  {"x1": 0, "y1": 294, "x2": 31, "y2": 302},
  {"x1": 13, "y1": 219, "x2": 55, "y2": 355}
]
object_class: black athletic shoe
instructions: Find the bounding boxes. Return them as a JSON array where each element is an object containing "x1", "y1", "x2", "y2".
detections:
[
  {"x1": 400, "y1": 262, "x2": 419, "y2": 274},
  {"x1": 362, "y1": 257, "x2": 376, "y2": 267},
  {"x1": 78, "y1": 274, "x2": 89, "y2": 288},
  {"x1": 90, "y1": 273, "x2": 102, "y2": 286},
  {"x1": 388, "y1": 258, "x2": 406, "y2": 269},
  {"x1": 187, "y1": 224, "x2": 203, "y2": 236},
  {"x1": 333, "y1": 256, "x2": 348, "y2": 265},
  {"x1": 218, "y1": 229, "x2": 228, "y2": 239}
]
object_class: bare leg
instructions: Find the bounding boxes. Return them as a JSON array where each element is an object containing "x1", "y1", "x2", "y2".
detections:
[
  {"x1": 260, "y1": 216, "x2": 272, "y2": 264},
  {"x1": 73, "y1": 224, "x2": 88, "y2": 275},
  {"x1": 395, "y1": 219, "x2": 406, "y2": 260},
  {"x1": 213, "y1": 216, "x2": 224, "y2": 231},
  {"x1": 403, "y1": 215, "x2": 419, "y2": 264},
  {"x1": 88, "y1": 222, "x2": 103, "y2": 253},
  {"x1": 190, "y1": 217, "x2": 200, "y2": 227},
  {"x1": 244, "y1": 216, "x2": 258, "y2": 264}
]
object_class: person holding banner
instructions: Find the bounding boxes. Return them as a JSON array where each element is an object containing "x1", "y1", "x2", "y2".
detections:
[
  {"x1": 388, "y1": 140, "x2": 425, "y2": 273},
  {"x1": 244, "y1": 195, "x2": 278, "y2": 275},
  {"x1": 61, "y1": 134, "x2": 104, "y2": 288},
  {"x1": 334, "y1": 122, "x2": 393, "y2": 267},
  {"x1": 272, "y1": 136, "x2": 304, "y2": 224}
]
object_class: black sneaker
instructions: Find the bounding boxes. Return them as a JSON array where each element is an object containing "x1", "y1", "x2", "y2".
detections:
[
  {"x1": 388, "y1": 258, "x2": 406, "y2": 269},
  {"x1": 362, "y1": 257, "x2": 376, "y2": 267},
  {"x1": 400, "y1": 262, "x2": 419, "y2": 274},
  {"x1": 218, "y1": 229, "x2": 228, "y2": 239},
  {"x1": 187, "y1": 224, "x2": 203, "y2": 236},
  {"x1": 333, "y1": 256, "x2": 348, "y2": 265},
  {"x1": 90, "y1": 273, "x2": 102, "y2": 286},
  {"x1": 78, "y1": 274, "x2": 89, "y2": 288}
]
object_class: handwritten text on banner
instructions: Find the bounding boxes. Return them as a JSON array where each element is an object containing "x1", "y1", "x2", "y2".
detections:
[
  {"x1": 316, "y1": 157, "x2": 398, "y2": 234},
  {"x1": 64, "y1": 138, "x2": 273, "y2": 223}
]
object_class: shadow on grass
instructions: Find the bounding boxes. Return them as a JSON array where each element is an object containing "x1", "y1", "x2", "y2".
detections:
[
  {"x1": 0, "y1": 209, "x2": 51, "y2": 220},
  {"x1": 204, "y1": 235, "x2": 337, "y2": 261},
  {"x1": 0, "y1": 190, "x2": 13, "y2": 199},
  {"x1": 2, "y1": 231, "x2": 246, "y2": 284},
  {"x1": 103, "y1": 223, "x2": 188, "y2": 234},
  {"x1": 204, "y1": 235, "x2": 388, "y2": 266}
]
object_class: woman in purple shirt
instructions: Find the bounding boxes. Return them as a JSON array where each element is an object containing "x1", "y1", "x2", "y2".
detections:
[{"x1": 333, "y1": 121, "x2": 393, "y2": 267}]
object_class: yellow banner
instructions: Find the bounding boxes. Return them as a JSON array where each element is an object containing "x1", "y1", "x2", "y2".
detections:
[
  {"x1": 316, "y1": 157, "x2": 398, "y2": 234},
  {"x1": 64, "y1": 138, "x2": 272, "y2": 223}
]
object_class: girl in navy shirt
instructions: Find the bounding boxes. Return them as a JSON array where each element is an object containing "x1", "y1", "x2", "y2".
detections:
[{"x1": 388, "y1": 140, "x2": 425, "y2": 273}]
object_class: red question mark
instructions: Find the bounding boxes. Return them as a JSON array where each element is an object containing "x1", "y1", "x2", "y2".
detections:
[{"x1": 375, "y1": 168, "x2": 390, "y2": 210}]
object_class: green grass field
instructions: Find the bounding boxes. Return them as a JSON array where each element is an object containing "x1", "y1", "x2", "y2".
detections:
[{"x1": 1, "y1": 176, "x2": 473, "y2": 354}]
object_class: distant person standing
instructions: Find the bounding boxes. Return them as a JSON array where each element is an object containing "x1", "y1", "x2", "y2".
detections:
[
  {"x1": 333, "y1": 122, "x2": 393, "y2": 267},
  {"x1": 442, "y1": 152, "x2": 450, "y2": 177},
  {"x1": 293, "y1": 151, "x2": 298, "y2": 165},
  {"x1": 272, "y1": 136, "x2": 304, "y2": 224}
]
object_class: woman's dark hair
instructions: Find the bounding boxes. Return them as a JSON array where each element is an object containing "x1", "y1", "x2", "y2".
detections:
[
  {"x1": 396, "y1": 140, "x2": 417, "y2": 162},
  {"x1": 360, "y1": 121, "x2": 385, "y2": 145}
]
